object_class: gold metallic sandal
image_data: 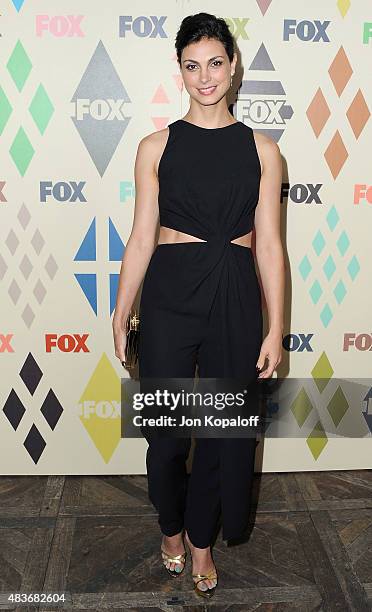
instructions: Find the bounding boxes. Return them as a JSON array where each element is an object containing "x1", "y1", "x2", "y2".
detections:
[
  {"x1": 192, "y1": 568, "x2": 218, "y2": 599},
  {"x1": 160, "y1": 547, "x2": 187, "y2": 578}
]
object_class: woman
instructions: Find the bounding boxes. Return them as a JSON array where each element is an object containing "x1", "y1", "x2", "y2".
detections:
[{"x1": 113, "y1": 12, "x2": 284, "y2": 599}]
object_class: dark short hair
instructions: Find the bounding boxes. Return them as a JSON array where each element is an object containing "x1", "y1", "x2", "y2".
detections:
[{"x1": 175, "y1": 13, "x2": 235, "y2": 65}]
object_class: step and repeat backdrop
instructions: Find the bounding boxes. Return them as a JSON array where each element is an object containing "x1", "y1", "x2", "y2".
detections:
[{"x1": 1, "y1": 0, "x2": 371, "y2": 474}]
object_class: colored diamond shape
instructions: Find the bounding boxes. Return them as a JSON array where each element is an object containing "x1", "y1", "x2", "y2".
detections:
[
  {"x1": 0, "y1": 86, "x2": 13, "y2": 135},
  {"x1": 7, "y1": 40, "x2": 32, "y2": 92},
  {"x1": 9, "y1": 126, "x2": 35, "y2": 176},
  {"x1": 299, "y1": 255, "x2": 312, "y2": 280},
  {"x1": 324, "y1": 130, "x2": 348, "y2": 179},
  {"x1": 311, "y1": 351, "x2": 334, "y2": 393},
  {"x1": 328, "y1": 47, "x2": 353, "y2": 97},
  {"x1": 336, "y1": 230, "x2": 350, "y2": 256},
  {"x1": 306, "y1": 87, "x2": 331, "y2": 138},
  {"x1": 346, "y1": 89, "x2": 370, "y2": 139},
  {"x1": 337, "y1": 0, "x2": 351, "y2": 18},
  {"x1": 29, "y1": 84, "x2": 54, "y2": 135},
  {"x1": 309, "y1": 280, "x2": 322, "y2": 304},
  {"x1": 307, "y1": 420, "x2": 328, "y2": 460},
  {"x1": 320, "y1": 303, "x2": 333, "y2": 328},
  {"x1": 323, "y1": 255, "x2": 336, "y2": 280},
  {"x1": 327, "y1": 386, "x2": 348, "y2": 427},
  {"x1": 312, "y1": 230, "x2": 325, "y2": 256},
  {"x1": 290, "y1": 388, "x2": 314, "y2": 427},
  {"x1": 347, "y1": 255, "x2": 360, "y2": 280},
  {"x1": 334, "y1": 280, "x2": 346, "y2": 304},
  {"x1": 326, "y1": 206, "x2": 339, "y2": 231}
]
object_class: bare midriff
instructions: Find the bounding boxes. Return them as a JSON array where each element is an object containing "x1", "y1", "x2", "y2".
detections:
[{"x1": 158, "y1": 226, "x2": 252, "y2": 248}]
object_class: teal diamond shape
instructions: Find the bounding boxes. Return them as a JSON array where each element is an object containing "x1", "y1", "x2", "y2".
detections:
[
  {"x1": 323, "y1": 255, "x2": 336, "y2": 280},
  {"x1": 309, "y1": 280, "x2": 322, "y2": 304},
  {"x1": 312, "y1": 230, "x2": 325, "y2": 256},
  {"x1": 29, "y1": 83, "x2": 54, "y2": 135},
  {"x1": 6, "y1": 40, "x2": 32, "y2": 92},
  {"x1": 326, "y1": 206, "x2": 339, "y2": 231},
  {"x1": 334, "y1": 280, "x2": 346, "y2": 304},
  {"x1": 320, "y1": 303, "x2": 333, "y2": 328},
  {"x1": 299, "y1": 255, "x2": 312, "y2": 280},
  {"x1": 0, "y1": 86, "x2": 13, "y2": 135},
  {"x1": 9, "y1": 126, "x2": 35, "y2": 176},
  {"x1": 347, "y1": 256, "x2": 360, "y2": 280},
  {"x1": 337, "y1": 230, "x2": 350, "y2": 256}
]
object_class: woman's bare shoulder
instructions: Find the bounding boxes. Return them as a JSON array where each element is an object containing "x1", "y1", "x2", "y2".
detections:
[
  {"x1": 252, "y1": 130, "x2": 281, "y2": 173},
  {"x1": 136, "y1": 126, "x2": 169, "y2": 173}
]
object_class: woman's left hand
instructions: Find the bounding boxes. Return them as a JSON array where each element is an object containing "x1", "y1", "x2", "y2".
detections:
[{"x1": 256, "y1": 330, "x2": 283, "y2": 378}]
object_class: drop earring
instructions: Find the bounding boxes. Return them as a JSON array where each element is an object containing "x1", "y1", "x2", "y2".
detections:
[{"x1": 230, "y1": 74, "x2": 233, "y2": 87}]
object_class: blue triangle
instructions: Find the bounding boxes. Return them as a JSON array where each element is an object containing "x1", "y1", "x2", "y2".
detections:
[
  {"x1": 74, "y1": 218, "x2": 96, "y2": 261},
  {"x1": 12, "y1": 0, "x2": 25, "y2": 11},
  {"x1": 109, "y1": 274, "x2": 119, "y2": 316},
  {"x1": 75, "y1": 274, "x2": 97, "y2": 314},
  {"x1": 108, "y1": 217, "x2": 125, "y2": 261}
]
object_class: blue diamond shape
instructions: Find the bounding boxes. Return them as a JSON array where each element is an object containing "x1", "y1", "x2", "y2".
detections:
[
  {"x1": 323, "y1": 255, "x2": 336, "y2": 280},
  {"x1": 320, "y1": 303, "x2": 333, "y2": 328},
  {"x1": 326, "y1": 206, "x2": 339, "y2": 231},
  {"x1": 334, "y1": 280, "x2": 346, "y2": 304},
  {"x1": 309, "y1": 280, "x2": 322, "y2": 304},
  {"x1": 337, "y1": 231, "x2": 350, "y2": 256},
  {"x1": 299, "y1": 255, "x2": 312, "y2": 280},
  {"x1": 347, "y1": 255, "x2": 360, "y2": 280},
  {"x1": 312, "y1": 230, "x2": 326, "y2": 256}
]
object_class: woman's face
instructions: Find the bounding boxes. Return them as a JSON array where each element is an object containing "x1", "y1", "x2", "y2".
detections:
[{"x1": 180, "y1": 37, "x2": 237, "y2": 105}]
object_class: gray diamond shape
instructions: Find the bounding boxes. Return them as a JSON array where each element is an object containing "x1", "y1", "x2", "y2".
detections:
[
  {"x1": 20, "y1": 254, "x2": 33, "y2": 279},
  {"x1": 70, "y1": 40, "x2": 131, "y2": 177},
  {"x1": 45, "y1": 254, "x2": 57, "y2": 279},
  {"x1": 9, "y1": 279, "x2": 21, "y2": 304},
  {"x1": 33, "y1": 278, "x2": 46, "y2": 304},
  {"x1": 18, "y1": 203, "x2": 31, "y2": 230},
  {"x1": 0, "y1": 254, "x2": 7, "y2": 280},
  {"x1": 6, "y1": 229, "x2": 19, "y2": 255},
  {"x1": 31, "y1": 228, "x2": 45, "y2": 255},
  {"x1": 22, "y1": 303, "x2": 35, "y2": 328}
]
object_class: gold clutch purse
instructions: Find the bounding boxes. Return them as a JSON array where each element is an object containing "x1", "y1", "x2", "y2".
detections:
[{"x1": 121, "y1": 309, "x2": 140, "y2": 369}]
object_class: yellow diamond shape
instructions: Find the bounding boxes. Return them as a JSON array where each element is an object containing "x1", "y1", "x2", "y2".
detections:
[
  {"x1": 290, "y1": 388, "x2": 314, "y2": 427},
  {"x1": 327, "y1": 385, "x2": 349, "y2": 427},
  {"x1": 307, "y1": 420, "x2": 328, "y2": 460},
  {"x1": 78, "y1": 352, "x2": 121, "y2": 463},
  {"x1": 311, "y1": 351, "x2": 334, "y2": 393}
]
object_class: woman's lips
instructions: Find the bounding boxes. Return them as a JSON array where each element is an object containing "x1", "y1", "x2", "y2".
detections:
[{"x1": 198, "y1": 86, "x2": 217, "y2": 95}]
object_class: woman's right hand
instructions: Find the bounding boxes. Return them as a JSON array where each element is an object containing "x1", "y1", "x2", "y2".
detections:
[{"x1": 112, "y1": 313, "x2": 127, "y2": 367}]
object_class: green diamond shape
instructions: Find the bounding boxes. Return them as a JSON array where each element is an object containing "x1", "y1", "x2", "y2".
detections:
[
  {"x1": 0, "y1": 86, "x2": 13, "y2": 135},
  {"x1": 327, "y1": 386, "x2": 348, "y2": 427},
  {"x1": 307, "y1": 420, "x2": 328, "y2": 460},
  {"x1": 309, "y1": 279, "x2": 322, "y2": 304},
  {"x1": 347, "y1": 256, "x2": 360, "y2": 280},
  {"x1": 9, "y1": 126, "x2": 34, "y2": 176},
  {"x1": 320, "y1": 303, "x2": 333, "y2": 328},
  {"x1": 323, "y1": 255, "x2": 336, "y2": 280},
  {"x1": 29, "y1": 83, "x2": 54, "y2": 135},
  {"x1": 312, "y1": 230, "x2": 326, "y2": 256},
  {"x1": 326, "y1": 205, "x2": 339, "y2": 231},
  {"x1": 337, "y1": 230, "x2": 350, "y2": 256},
  {"x1": 311, "y1": 351, "x2": 334, "y2": 392},
  {"x1": 334, "y1": 280, "x2": 346, "y2": 304},
  {"x1": 299, "y1": 255, "x2": 312, "y2": 280},
  {"x1": 6, "y1": 40, "x2": 32, "y2": 92},
  {"x1": 290, "y1": 388, "x2": 314, "y2": 427}
]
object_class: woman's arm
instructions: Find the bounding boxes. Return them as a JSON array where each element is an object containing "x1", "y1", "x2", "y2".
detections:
[
  {"x1": 253, "y1": 133, "x2": 285, "y2": 377},
  {"x1": 112, "y1": 130, "x2": 164, "y2": 364}
]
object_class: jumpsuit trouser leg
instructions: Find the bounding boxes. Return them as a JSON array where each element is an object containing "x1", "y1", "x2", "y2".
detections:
[{"x1": 139, "y1": 297, "x2": 261, "y2": 549}]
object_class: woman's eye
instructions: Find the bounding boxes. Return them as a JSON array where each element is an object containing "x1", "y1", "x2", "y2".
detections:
[{"x1": 185, "y1": 60, "x2": 223, "y2": 71}]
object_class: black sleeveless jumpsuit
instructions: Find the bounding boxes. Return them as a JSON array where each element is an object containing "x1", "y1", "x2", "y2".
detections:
[{"x1": 138, "y1": 118, "x2": 263, "y2": 548}]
